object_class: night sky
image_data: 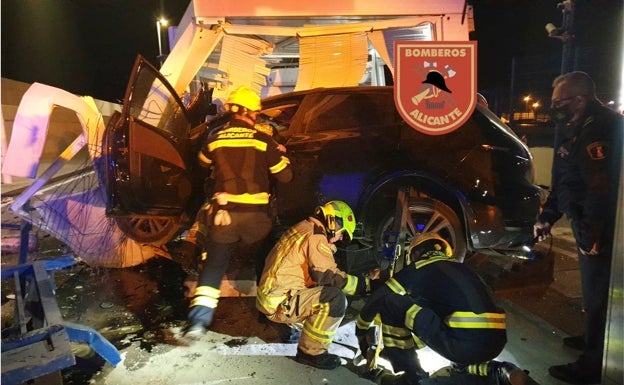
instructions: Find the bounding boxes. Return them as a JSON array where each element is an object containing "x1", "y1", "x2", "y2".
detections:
[{"x1": 2, "y1": 0, "x2": 622, "y2": 103}]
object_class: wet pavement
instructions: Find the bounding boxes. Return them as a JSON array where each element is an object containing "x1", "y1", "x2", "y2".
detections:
[{"x1": 1, "y1": 169, "x2": 585, "y2": 385}]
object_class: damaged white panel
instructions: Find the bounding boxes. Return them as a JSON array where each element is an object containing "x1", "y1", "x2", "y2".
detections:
[
  {"x1": 2, "y1": 83, "x2": 105, "y2": 179},
  {"x1": 215, "y1": 34, "x2": 273, "y2": 100},
  {"x1": 295, "y1": 32, "x2": 368, "y2": 91}
]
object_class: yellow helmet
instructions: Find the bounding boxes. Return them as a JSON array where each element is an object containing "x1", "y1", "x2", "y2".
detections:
[
  {"x1": 408, "y1": 232, "x2": 453, "y2": 259},
  {"x1": 225, "y1": 85, "x2": 261, "y2": 113},
  {"x1": 315, "y1": 200, "x2": 356, "y2": 241}
]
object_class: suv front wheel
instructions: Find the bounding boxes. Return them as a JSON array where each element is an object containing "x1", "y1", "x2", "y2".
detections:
[{"x1": 375, "y1": 198, "x2": 467, "y2": 272}]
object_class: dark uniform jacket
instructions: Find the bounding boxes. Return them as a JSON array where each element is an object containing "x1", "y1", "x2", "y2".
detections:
[
  {"x1": 357, "y1": 255, "x2": 505, "y2": 331},
  {"x1": 539, "y1": 102, "x2": 623, "y2": 252},
  {"x1": 198, "y1": 118, "x2": 293, "y2": 211}
]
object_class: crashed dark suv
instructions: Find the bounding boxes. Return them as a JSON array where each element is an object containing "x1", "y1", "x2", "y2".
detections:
[
  {"x1": 261, "y1": 87, "x2": 542, "y2": 265},
  {"x1": 104, "y1": 56, "x2": 542, "y2": 273}
]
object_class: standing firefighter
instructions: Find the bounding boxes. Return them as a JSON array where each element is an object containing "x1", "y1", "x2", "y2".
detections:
[
  {"x1": 184, "y1": 85, "x2": 293, "y2": 336},
  {"x1": 355, "y1": 233, "x2": 528, "y2": 385},
  {"x1": 257, "y1": 201, "x2": 380, "y2": 369}
]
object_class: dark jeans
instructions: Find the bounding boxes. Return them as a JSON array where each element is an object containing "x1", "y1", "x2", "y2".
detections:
[{"x1": 570, "y1": 219, "x2": 611, "y2": 369}]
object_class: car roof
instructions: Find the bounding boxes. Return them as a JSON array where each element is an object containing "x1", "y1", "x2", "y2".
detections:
[{"x1": 261, "y1": 86, "x2": 394, "y2": 102}]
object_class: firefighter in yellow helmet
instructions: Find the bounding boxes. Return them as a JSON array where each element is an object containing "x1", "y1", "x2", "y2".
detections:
[
  {"x1": 355, "y1": 232, "x2": 528, "y2": 385},
  {"x1": 183, "y1": 85, "x2": 293, "y2": 337},
  {"x1": 257, "y1": 200, "x2": 380, "y2": 369}
]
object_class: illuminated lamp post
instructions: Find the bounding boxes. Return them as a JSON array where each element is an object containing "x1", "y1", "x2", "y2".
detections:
[
  {"x1": 532, "y1": 101, "x2": 540, "y2": 120},
  {"x1": 156, "y1": 17, "x2": 168, "y2": 66},
  {"x1": 523, "y1": 95, "x2": 531, "y2": 118}
]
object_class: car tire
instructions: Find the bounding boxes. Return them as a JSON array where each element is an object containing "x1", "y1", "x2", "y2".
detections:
[
  {"x1": 375, "y1": 197, "x2": 467, "y2": 271},
  {"x1": 115, "y1": 216, "x2": 180, "y2": 244}
]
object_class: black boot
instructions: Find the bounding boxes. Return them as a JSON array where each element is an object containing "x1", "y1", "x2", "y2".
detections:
[
  {"x1": 562, "y1": 335, "x2": 585, "y2": 351},
  {"x1": 548, "y1": 358, "x2": 601, "y2": 384},
  {"x1": 295, "y1": 348, "x2": 341, "y2": 369}
]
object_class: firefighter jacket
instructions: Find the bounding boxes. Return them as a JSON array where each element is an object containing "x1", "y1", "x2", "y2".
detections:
[
  {"x1": 198, "y1": 118, "x2": 293, "y2": 211},
  {"x1": 538, "y1": 101, "x2": 623, "y2": 252},
  {"x1": 356, "y1": 254, "x2": 506, "y2": 334},
  {"x1": 257, "y1": 217, "x2": 368, "y2": 315}
]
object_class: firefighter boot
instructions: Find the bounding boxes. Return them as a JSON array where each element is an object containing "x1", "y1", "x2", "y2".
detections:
[
  {"x1": 488, "y1": 361, "x2": 529, "y2": 385},
  {"x1": 295, "y1": 348, "x2": 342, "y2": 369},
  {"x1": 184, "y1": 305, "x2": 215, "y2": 340}
]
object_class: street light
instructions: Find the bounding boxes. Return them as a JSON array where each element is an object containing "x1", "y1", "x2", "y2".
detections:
[
  {"x1": 156, "y1": 17, "x2": 168, "y2": 65},
  {"x1": 523, "y1": 95, "x2": 531, "y2": 117},
  {"x1": 532, "y1": 101, "x2": 540, "y2": 120}
]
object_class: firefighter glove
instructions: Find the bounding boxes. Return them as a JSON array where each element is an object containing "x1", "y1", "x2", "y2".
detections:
[{"x1": 533, "y1": 221, "x2": 551, "y2": 242}]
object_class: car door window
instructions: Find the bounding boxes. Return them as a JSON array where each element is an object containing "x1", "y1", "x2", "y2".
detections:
[
  {"x1": 126, "y1": 60, "x2": 190, "y2": 139},
  {"x1": 303, "y1": 92, "x2": 393, "y2": 133}
]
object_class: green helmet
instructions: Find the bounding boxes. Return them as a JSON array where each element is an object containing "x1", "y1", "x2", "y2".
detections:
[{"x1": 315, "y1": 200, "x2": 356, "y2": 241}]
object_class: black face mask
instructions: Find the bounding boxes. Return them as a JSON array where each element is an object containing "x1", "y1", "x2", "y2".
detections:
[{"x1": 549, "y1": 106, "x2": 573, "y2": 125}]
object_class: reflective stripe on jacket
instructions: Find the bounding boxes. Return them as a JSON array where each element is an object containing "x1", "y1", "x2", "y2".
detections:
[
  {"x1": 198, "y1": 120, "x2": 292, "y2": 209},
  {"x1": 389, "y1": 256, "x2": 506, "y2": 330}
]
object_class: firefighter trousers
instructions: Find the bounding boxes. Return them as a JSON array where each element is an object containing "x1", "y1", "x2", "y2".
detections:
[
  {"x1": 379, "y1": 293, "x2": 506, "y2": 366},
  {"x1": 267, "y1": 286, "x2": 347, "y2": 356},
  {"x1": 188, "y1": 210, "x2": 272, "y2": 327}
]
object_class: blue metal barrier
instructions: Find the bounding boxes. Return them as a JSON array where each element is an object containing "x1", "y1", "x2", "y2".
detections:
[{"x1": 1, "y1": 258, "x2": 122, "y2": 385}]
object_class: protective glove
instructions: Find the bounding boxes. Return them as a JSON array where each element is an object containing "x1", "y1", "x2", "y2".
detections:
[
  {"x1": 357, "y1": 334, "x2": 370, "y2": 358},
  {"x1": 214, "y1": 209, "x2": 231, "y2": 226},
  {"x1": 213, "y1": 192, "x2": 231, "y2": 226},
  {"x1": 356, "y1": 327, "x2": 377, "y2": 357},
  {"x1": 533, "y1": 221, "x2": 551, "y2": 242}
]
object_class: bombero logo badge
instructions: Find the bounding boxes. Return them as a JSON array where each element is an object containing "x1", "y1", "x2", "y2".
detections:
[{"x1": 394, "y1": 41, "x2": 477, "y2": 135}]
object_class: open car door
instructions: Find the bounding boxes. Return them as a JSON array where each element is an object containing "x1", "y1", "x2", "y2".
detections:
[{"x1": 104, "y1": 55, "x2": 207, "y2": 242}]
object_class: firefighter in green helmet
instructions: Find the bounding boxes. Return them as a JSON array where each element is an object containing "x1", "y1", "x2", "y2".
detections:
[{"x1": 257, "y1": 200, "x2": 380, "y2": 370}]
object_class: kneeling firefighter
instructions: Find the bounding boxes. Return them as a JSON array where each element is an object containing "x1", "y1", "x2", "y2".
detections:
[
  {"x1": 355, "y1": 233, "x2": 528, "y2": 385},
  {"x1": 257, "y1": 201, "x2": 380, "y2": 369}
]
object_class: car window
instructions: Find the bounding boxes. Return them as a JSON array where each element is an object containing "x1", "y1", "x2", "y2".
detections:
[
  {"x1": 258, "y1": 103, "x2": 299, "y2": 136},
  {"x1": 126, "y1": 59, "x2": 190, "y2": 139},
  {"x1": 302, "y1": 92, "x2": 394, "y2": 133}
]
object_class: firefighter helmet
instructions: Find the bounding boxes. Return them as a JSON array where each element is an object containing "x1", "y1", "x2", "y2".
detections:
[
  {"x1": 408, "y1": 232, "x2": 453, "y2": 260},
  {"x1": 225, "y1": 85, "x2": 262, "y2": 113},
  {"x1": 315, "y1": 200, "x2": 356, "y2": 241},
  {"x1": 422, "y1": 71, "x2": 452, "y2": 93}
]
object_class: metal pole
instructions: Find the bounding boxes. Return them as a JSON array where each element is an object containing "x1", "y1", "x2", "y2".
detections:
[
  {"x1": 560, "y1": 0, "x2": 575, "y2": 75},
  {"x1": 509, "y1": 57, "x2": 516, "y2": 123},
  {"x1": 156, "y1": 21, "x2": 163, "y2": 58}
]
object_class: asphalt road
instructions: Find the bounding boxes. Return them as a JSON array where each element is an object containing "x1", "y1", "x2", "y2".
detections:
[{"x1": 0, "y1": 159, "x2": 584, "y2": 385}]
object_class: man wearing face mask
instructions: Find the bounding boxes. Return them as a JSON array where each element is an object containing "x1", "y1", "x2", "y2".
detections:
[{"x1": 533, "y1": 71, "x2": 623, "y2": 384}]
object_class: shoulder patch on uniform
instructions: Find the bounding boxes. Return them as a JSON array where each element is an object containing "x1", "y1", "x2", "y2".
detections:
[{"x1": 586, "y1": 141, "x2": 608, "y2": 160}]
